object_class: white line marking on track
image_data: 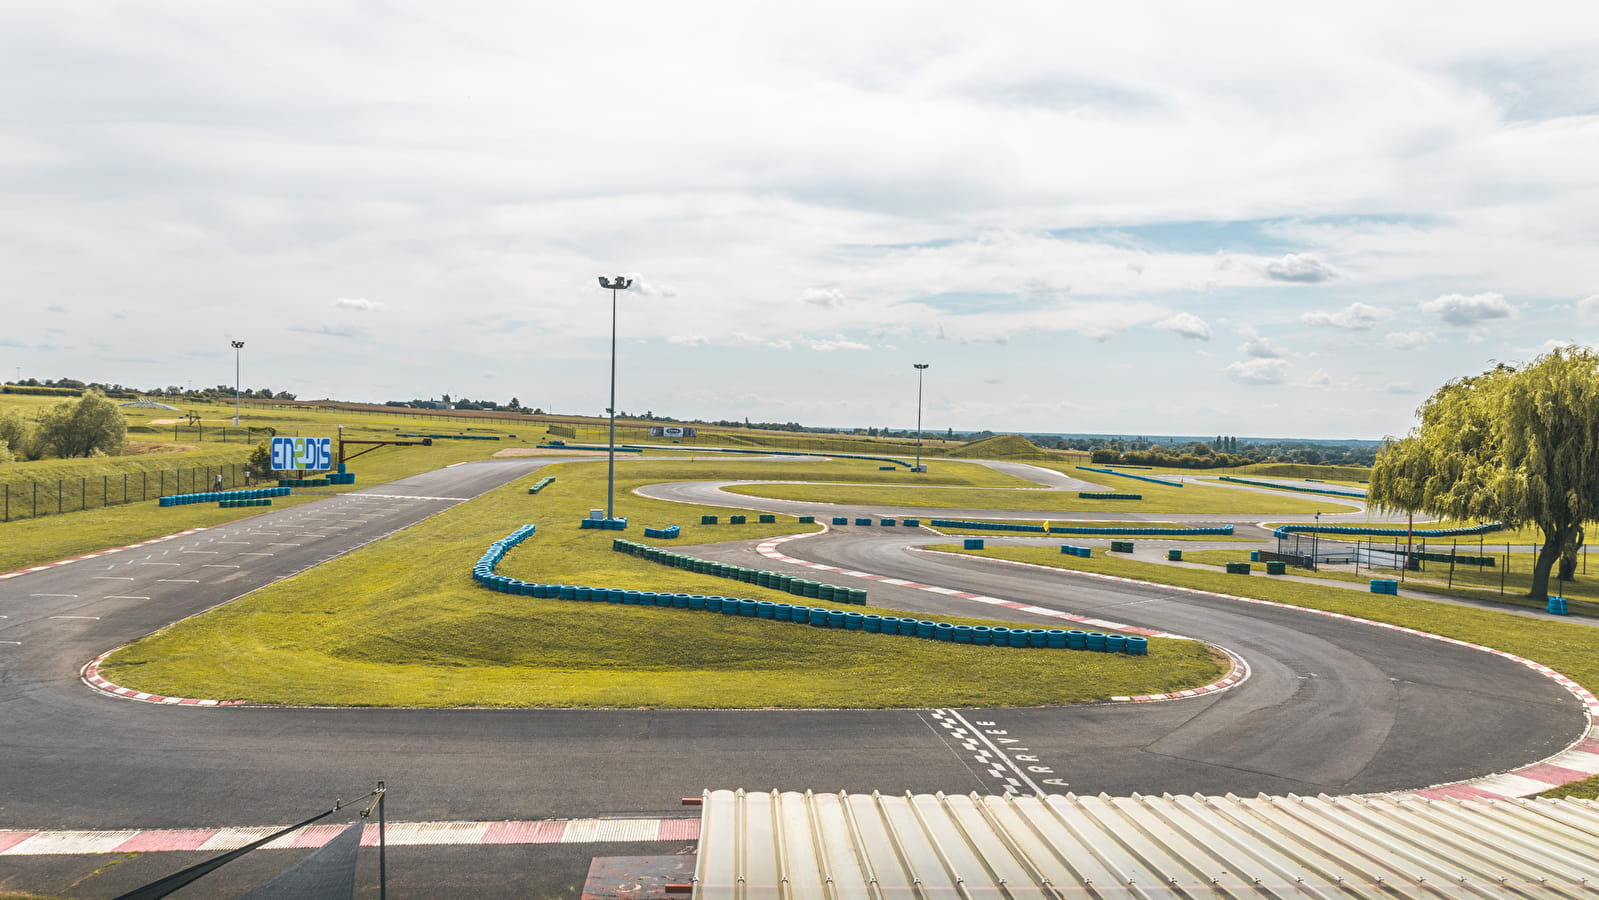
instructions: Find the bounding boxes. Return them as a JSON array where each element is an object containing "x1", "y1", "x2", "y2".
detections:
[
  {"x1": 157, "y1": 579, "x2": 200, "y2": 583},
  {"x1": 104, "y1": 596, "x2": 150, "y2": 600},
  {"x1": 30, "y1": 594, "x2": 78, "y2": 598},
  {"x1": 50, "y1": 616, "x2": 100, "y2": 620}
]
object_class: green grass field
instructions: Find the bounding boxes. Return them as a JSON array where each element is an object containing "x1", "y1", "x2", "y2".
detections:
[{"x1": 98, "y1": 456, "x2": 1224, "y2": 708}]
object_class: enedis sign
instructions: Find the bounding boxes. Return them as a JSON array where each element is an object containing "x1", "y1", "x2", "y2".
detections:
[{"x1": 271, "y1": 436, "x2": 332, "y2": 472}]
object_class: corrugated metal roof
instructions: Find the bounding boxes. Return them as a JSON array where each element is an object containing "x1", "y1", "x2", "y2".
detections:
[{"x1": 693, "y1": 789, "x2": 1599, "y2": 898}]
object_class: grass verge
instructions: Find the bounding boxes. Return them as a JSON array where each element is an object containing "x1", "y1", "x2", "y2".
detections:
[{"x1": 99, "y1": 457, "x2": 1224, "y2": 708}]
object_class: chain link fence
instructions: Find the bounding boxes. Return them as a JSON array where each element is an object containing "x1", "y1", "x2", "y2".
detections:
[{"x1": 1, "y1": 462, "x2": 251, "y2": 522}]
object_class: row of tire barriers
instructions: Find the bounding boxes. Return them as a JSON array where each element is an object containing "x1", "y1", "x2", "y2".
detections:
[
  {"x1": 1217, "y1": 475, "x2": 1365, "y2": 498},
  {"x1": 1078, "y1": 492, "x2": 1142, "y2": 500},
  {"x1": 579, "y1": 516, "x2": 628, "y2": 531},
  {"x1": 1272, "y1": 522, "x2": 1505, "y2": 539},
  {"x1": 1075, "y1": 466, "x2": 1183, "y2": 488},
  {"x1": 833, "y1": 516, "x2": 921, "y2": 527},
  {"x1": 159, "y1": 486, "x2": 291, "y2": 507},
  {"x1": 932, "y1": 519, "x2": 1235, "y2": 537},
  {"x1": 611, "y1": 538, "x2": 867, "y2": 604},
  {"x1": 701, "y1": 514, "x2": 779, "y2": 525},
  {"x1": 643, "y1": 525, "x2": 680, "y2": 539},
  {"x1": 400, "y1": 433, "x2": 501, "y2": 441},
  {"x1": 1060, "y1": 544, "x2": 1092, "y2": 558},
  {"x1": 473, "y1": 527, "x2": 1147, "y2": 655},
  {"x1": 1412, "y1": 550, "x2": 1497, "y2": 567},
  {"x1": 526, "y1": 477, "x2": 556, "y2": 494},
  {"x1": 326, "y1": 472, "x2": 356, "y2": 485}
]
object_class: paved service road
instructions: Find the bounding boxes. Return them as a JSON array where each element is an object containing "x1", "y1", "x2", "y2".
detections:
[{"x1": 0, "y1": 460, "x2": 1585, "y2": 834}]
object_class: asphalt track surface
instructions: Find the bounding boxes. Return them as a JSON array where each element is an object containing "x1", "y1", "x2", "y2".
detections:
[{"x1": 0, "y1": 459, "x2": 1586, "y2": 843}]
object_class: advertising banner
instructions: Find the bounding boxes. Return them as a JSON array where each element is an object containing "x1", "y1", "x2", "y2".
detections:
[{"x1": 271, "y1": 436, "x2": 333, "y2": 472}]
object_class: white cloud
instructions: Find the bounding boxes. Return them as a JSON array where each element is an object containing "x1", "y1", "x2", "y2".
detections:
[
  {"x1": 800, "y1": 287, "x2": 846, "y2": 307},
  {"x1": 1241, "y1": 333, "x2": 1287, "y2": 359},
  {"x1": 1385, "y1": 331, "x2": 1440, "y2": 350},
  {"x1": 1575, "y1": 295, "x2": 1599, "y2": 320},
  {"x1": 667, "y1": 334, "x2": 710, "y2": 346},
  {"x1": 1262, "y1": 253, "x2": 1338, "y2": 283},
  {"x1": 806, "y1": 336, "x2": 871, "y2": 351},
  {"x1": 334, "y1": 297, "x2": 385, "y2": 312},
  {"x1": 1300, "y1": 369, "x2": 1331, "y2": 387},
  {"x1": 1419, "y1": 291, "x2": 1514, "y2": 327},
  {"x1": 1385, "y1": 382, "x2": 1416, "y2": 394},
  {"x1": 1301, "y1": 302, "x2": 1393, "y2": 330},
  {"x1": 1224, "y1": 358, "x2": 1290, "y2": 385},
  {"x1": 1154, "y1": 312, "x2": 1211, "y2": 341}
]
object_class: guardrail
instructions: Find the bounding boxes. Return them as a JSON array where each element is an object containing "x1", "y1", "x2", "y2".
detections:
[
  {"x1": 1075, "y1": 466, "x2": 1183, "y2": 488},
  {"x1": 931, "y1": 519, "x2": 1234, "y2": 537},
  {"x1": 1218, "y1": 475, "x2": 1366, "y2": 498},
  {"x1": 1272, "y1": 522, "x2": 1505, "y2": 539}
]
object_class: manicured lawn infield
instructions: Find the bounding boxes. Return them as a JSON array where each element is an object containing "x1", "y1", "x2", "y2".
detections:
[
  {"x1": 99, "y1": 458, "x2": 1224, "y2": 709},
  {"x1": 937, "y1": 543, "x2": 1599, "y2": 798}
]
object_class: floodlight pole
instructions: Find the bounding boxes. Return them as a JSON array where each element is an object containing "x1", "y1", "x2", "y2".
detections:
[
  {"x1": 230, "y1": 340, "x2": 245, "y2": 426},
  {"x1": 598, "y1": 275, "x2": 633, "y2": 519},
  {"x1": 913, "y1": 363, "x2": 929, "y2": 471}
]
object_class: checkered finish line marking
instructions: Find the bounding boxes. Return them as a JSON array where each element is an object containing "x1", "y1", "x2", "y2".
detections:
[
  {"x1": 760, "y1": 530, "x2": 1599, "y2": 800},
  {"x1": 0, "y1": 816, "x2": 701, "y2": 855},
  {"x1": 0, "y1": 529, "x2": 209, "y2": 581}
]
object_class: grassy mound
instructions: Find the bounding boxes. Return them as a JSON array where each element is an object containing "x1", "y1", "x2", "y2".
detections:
[
  {"x1": 1236, "y1": 463, "x2": 1373, "y2": 481},
  {"x1": 942, "y1": 434, "x2": 1054, "y2": 460}
]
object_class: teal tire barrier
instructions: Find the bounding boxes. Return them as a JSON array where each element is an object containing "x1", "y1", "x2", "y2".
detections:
[
  {"x1": 759, "y1": 514, "x2": 776, "y2": 523},
  {"x1": 729, "y1": 515, "x2": 746, "y2": 525},
  {"x1": 473, "y1": 528, "x2": 1149, "y2": 655},
  {"x1": 643, "y1": 525, "x2": 680, "y2": 539},
  {"x1": 1075, "y1": 465, "x2": 1182, "y2": 488},
  {"x1": 964, "y1": 538, "x2": 985, "y2": 550},
  {"x1": 854, "y1": 518, "x2": 872, "y2": 526},
  {"x1": 702, "y1": 515, "x2": 719, "y2": 525},
  {"x1": 1166, "y1": 549, "x2": 1182, "y2": 561},
  {"x1": 1218, "y1": 475, "x2": 1365, "y2": 498},
  {"x1": 1273, "y1": 522, "x2": 1505, "y2": 539},
  {"x1": 1060, "y1": 545, "x2": 1091, "y2": 558},
  {"x1": 1078, "y1": 492, "x2": 1142, "y2": 500},
  {"x1": 1370, "y1": 578, "x2": 1399, "y2": 595},
  {"x1": 1249, "y1": 550, "x2": 1260, "y2": 561},
  {"x1": 932, "y1": 520, "x2": 1234, "y2": 537},
  {"x1": 903, "y1": 518, "x2": 919, "y2": 527},
  {"x1": 218, "y1": 497, "x2": 273, "y2": 508},
  {"x1": 1265, "y1": 561, "x2": 1287, "y2": 575},
  {"x1": 798, "y1": 516, "x2": 815, "y2": 524},
  {"x1": 526, "y1": 476, "x2": 556, "y2": 494},
  {"x1": 832, "y1": 517, "x2": 848, "y2": 525},
  {"x1": 325, "y1": 472, "x2": 356, "y2": 485},
  {"x1": 1547, "y1": 596, "x2": 1570, "y2": 615},
  {"x1": 611, "y1": 539, "x2": 867, "y2": 605},
  {"x1": 277, "y1": 477, "x2": 331, "y2": 487},
  {"x1": 878, "y1": 466, "x2": 896, "y2": 471},
  {"x1": 1109, "y1": 541, "x2": 1134, "y2": 553},
  {"x1": 579, "y1": 517, "x2": 628, "y2": 530},
  {"x1": 160, "y1": 487, "x2": 290, "y2": 507},
  {"x1": 880, "y1": 518, "x2": 895, "y2": 526},
  {"x1": 1225, "y1": 562, "x2": 1251, "y2": 574}
]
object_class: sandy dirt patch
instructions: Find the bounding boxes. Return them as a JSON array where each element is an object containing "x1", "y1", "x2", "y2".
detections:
[
  {"x1": 125, "y1": 441, "x2": 198, "y2": 455},
  {"x1": 492, "y1": 447, "x2": 610, "y2": 457}
]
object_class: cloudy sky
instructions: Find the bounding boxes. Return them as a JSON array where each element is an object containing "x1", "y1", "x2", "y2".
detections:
[{"x1": 3, "y1": 2, "x2": 1597, "y2": 439}]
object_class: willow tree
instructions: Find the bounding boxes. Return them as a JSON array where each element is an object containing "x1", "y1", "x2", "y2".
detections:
[{"x1": 1370, "y1": 347, "x2": 1599, "y2": 601}]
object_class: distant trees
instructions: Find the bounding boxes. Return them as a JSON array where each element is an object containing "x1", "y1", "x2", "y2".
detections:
[
  {"x1": 0, "y1": 410, "x2": 31, "y2": 462},
  {"x1": 36, "y1": 390, "x2": 127, "y2": 458},
  {"x1": 1371, "y1": 347, "x2": 1599, "y2": 601}
]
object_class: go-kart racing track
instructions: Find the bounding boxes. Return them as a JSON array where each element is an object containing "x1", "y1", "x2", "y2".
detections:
[{"x1": 1, "y1": 455, "x2": 1595, "y2": 896}]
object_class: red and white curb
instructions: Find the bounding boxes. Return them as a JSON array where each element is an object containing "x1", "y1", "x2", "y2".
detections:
[
  {"x1": 755, "y1": 532, "x2": 1251, "y2": 704},
  {"x1": 0, "y1": 816, "x2": 700, "y2": 856},
  {"x1": 767, "y1": 532, "x2": 1599, "y2": 801},
  {"x1": 82, "y1": 653, "x2": 246, "y2": 706},
  {"x1": 0, "y1": 528, "x2": 209, "y2": 581}
]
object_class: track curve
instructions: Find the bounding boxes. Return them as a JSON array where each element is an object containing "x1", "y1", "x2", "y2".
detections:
[{"x1": 0, "y1": 457, "x2": 1586, "y2": 834}]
